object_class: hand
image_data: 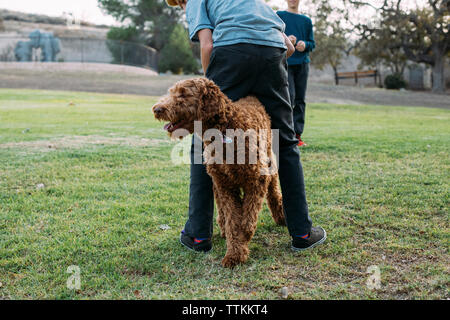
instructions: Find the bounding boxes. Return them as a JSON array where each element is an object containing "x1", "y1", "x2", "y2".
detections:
[
  {"x1": 283, "y1": 33, "x2": 295, "y2": 58},
  {"x1": 178, "y1": 0, "x2": 186, "y2": 10},
  {"x1": 288, "y1": 35, "x2": 297, "y2": 46},
  {"x1": 296, "y1": 41, "x2": 306, "y2": 52}
]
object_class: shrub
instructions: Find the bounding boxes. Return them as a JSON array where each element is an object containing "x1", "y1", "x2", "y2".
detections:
[
  {"x1": 384, "y1": 73, "x2": 407, "y2": 90},
  {"x1": 158, "y1": 24, "x2": 199, "y2": 74},
  {"x1": 106, "y1": 26, "x2": 146, "y2": 66}
]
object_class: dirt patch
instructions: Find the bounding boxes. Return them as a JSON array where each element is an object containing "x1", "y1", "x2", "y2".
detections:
[
  {"x1": 0, "y1": 62, "x2": 158, "y2": 76},
  {"x1": 0, "y1": 65, "x2": 448, "y2": 109},
  {"x1": 0, "y1": 64, "x2": 190, "y2": 96},
  {"x1": 306, "y1": 83, "x2": 450, "y2": 110},
  {"x1": 0, "y1": 135, "x2": 165, "y2": 152}
]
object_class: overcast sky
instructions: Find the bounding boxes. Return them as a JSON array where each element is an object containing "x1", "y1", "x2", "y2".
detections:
[
  {"x1": 0, "y1": 0, "x2": 427, "y2": 26},
  {"x1": 0, "y1": 0, "x2": 117, "y2": 25}
]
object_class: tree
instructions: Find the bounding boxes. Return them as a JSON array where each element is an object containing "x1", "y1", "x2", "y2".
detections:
[
  {"x1": 158, "y1": 24, "x2": 200, "y2": 74},
  {"x1": 354, "y1": 20, "x2": 408, "y2": 87},
  {"x1": 99, "y1": 0, "x2": 200, "y2": 73},
  {"x1": 307, "y1": 0, "x2": 353, "y2": 82},
  {"x1": 106, "y1": 26, "x2": 139, "y2": 65},
  {"x1": 106, "y1": 26, "x2": 156, "y2": 67},
  {"x1": 355, "y1": 31, "x2": 408, "y2": 76},
  {"x1": 98, "y1": 0, "x2": 183, "y2": 51},
  {"x1": 346, "y1": 0, "x2": 449, "y2": 92},
  {"x1": 268, "y1": 0, "x2": 353, "y2": 80}
]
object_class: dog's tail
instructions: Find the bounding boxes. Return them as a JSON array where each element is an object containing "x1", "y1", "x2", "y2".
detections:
[{"x1": 267, "y1": 174, "x2": 285, "y2": 226}]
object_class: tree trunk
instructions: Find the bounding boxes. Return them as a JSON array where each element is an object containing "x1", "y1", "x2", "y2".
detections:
[
  {"x1": 333, "y1": 66, "x2": 339, "y2": 85},
  {"x1": 432, "y1": 51, "x2": 446, "y2": 93}
]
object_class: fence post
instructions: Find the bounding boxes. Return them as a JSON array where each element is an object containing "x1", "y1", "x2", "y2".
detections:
[
  {"x1": 120, "y1": 41, "x2": 124, "y2": 65},
  {"x1": 81, "y1": 38, "x2": 84, "y2": 63},
  {"x1": 354, "y1": 71, "x2": 358, "y2": 84}
]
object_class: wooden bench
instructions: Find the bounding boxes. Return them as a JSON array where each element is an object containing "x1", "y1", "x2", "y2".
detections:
[{"x1": 335, "y1": 70, "x2": 378, "y2": 85}]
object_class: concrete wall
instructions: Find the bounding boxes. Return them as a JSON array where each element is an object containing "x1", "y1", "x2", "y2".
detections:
[{"x1": 57, "y1": 38, "x2": 113, "y2": 63}]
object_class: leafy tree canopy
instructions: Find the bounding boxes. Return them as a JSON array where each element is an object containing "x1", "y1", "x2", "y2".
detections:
[
  {"x1": 98, "y1": 0, "x2": 183, "y2": 51},
  {"x1": 346, "y1": 0, "x2": 449, "y2": 92},
  {"x1": 158, "y1": 24, "x2": 200, "y2": 74}
]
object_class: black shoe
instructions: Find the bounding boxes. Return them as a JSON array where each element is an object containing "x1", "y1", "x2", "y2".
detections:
[
  {"x1": 291, "y1": 226, "x2": 327, "y2": 251},
  {"x1": 179, "y1": 230, "x2": 212, "y2": 252}
]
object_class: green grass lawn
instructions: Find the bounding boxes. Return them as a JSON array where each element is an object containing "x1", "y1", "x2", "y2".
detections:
[{"x1": 0, "y1": 88, "x2": 448, "y2": 300}]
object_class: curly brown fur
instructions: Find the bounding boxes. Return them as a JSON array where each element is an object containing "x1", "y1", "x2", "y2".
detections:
[{"x1": 153, "y1": 78, "x2": 285, "y2": 268}]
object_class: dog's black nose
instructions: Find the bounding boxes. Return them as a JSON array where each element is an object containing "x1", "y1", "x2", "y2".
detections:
[{"x1": 153, "y1": 106, "x2": 164, "y2": 115}]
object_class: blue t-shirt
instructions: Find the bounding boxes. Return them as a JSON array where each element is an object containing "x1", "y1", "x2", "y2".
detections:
[
  {"x1": 276, "y1": 10, "x2": 315, "y2": 65},
  {"x1": 186, "y1": 0, "x2": 286, "y2": 49}
]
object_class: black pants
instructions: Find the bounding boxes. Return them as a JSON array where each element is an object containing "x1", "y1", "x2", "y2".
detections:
[
  {"x1": 183, "y1": 43, "x2": 312, "y2": 238},
  {"x1": 288, "y1": 63, "x2": 309, "y2": 136}
]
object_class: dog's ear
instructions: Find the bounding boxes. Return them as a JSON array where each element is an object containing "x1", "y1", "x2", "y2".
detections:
[
  {"x1": 197, "y1": 78, "x2": 227, "y2": 121},
  {"x1": 170, "y1": 81, "x2": 189, "y2": 98}
]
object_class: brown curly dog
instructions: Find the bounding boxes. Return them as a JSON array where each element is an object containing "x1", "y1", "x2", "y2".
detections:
[{"x1": 152, "y1": 78, "x2": 285, "y2": 268}]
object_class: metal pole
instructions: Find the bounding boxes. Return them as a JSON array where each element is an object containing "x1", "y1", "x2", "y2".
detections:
[
  {"x1": 121, "y1": 41, "x2": 124, "y2": 65},
  {"x1": 81, "y1": 38, "x2": 84, "y2": 63}
]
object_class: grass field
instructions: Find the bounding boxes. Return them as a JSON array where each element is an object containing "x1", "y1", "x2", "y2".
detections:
[{"x1": 0, "y1": 88, "x2": 448, "y2": 300}]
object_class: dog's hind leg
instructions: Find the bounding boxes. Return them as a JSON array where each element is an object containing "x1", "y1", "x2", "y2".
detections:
[{"x1": 267, "y1": 174, "x2": 285, "y2": 226}]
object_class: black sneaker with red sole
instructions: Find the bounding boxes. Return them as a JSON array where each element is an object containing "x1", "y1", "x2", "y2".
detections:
[
  {"x1": 180, "y1": 230, "x2": 212, "y2": 252},
  {"x1": 291, "y1": 226, "x2": 327, "y2": 251}
]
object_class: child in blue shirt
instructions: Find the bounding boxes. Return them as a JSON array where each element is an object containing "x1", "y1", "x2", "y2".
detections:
[
  {"x1": 277, "y1": 0, "x2": 315, "y2": 147},
  {"x1": 165, "y1": 0, "x2": 326, "y2": 256}
]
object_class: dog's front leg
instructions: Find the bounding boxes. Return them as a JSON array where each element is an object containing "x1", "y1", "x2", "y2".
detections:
[
  {"x1": 222, "y1": 186, "x2": 267, "y2": 268},
  {"x1": 212, "y1": 182, "x2": 247, "y2": 268}
]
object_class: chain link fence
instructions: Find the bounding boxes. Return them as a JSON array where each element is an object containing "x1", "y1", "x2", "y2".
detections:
[{"x1": 0, "y1": 36, "x2": 159, "y2": 71}]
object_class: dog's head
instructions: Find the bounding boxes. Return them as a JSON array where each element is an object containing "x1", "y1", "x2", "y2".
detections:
[{"x1": 152, "y1": 78, "x2": 228, "y2": 138}]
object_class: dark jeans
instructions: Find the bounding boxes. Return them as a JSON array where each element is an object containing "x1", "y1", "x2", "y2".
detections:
[
  {"x1": 183, "y1": 43, "x2": 312, "y2": 238},
  {"x1": 288, "y1": 63, "x2": 309, "y2": 136}
]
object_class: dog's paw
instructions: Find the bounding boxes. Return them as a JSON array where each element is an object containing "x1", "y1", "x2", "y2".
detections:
[
  {"x1": 221, "y1": 255, "x2": 240, "y2": 268},
  {"x1": 221, "y1": 254, "x2": 247, "y2": 268},
  {"x1": 274, "y1": 216, "x2": 286, "y2": 226}
]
